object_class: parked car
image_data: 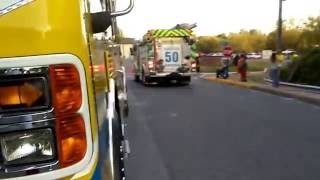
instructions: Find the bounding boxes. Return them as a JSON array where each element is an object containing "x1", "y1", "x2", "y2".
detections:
[{"x1": 247, "y1": 52, "x2": 262, "y2": 59}]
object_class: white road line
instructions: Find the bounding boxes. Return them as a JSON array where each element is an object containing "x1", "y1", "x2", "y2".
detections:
[{"x1": 281, "y1": 97, "x2": 294, "y2": 101}]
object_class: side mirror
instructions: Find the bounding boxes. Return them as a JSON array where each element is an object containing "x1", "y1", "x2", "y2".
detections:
[
  {"x1": 90, "y1": 11, "x2": 112, "y2": 34},
  {"x1": 90, "y1": 0, "x2": 134, "y2": 34}
]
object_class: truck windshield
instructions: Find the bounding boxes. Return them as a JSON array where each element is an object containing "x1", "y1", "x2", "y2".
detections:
[{"x1": 0, "y1": 0, "x2": 24, "y2": 11}]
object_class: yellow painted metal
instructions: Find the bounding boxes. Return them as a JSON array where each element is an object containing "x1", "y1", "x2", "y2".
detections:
[
  {"x1": 0, "y1": 0, "x2": 102, "y2": 179},
  {"x1": 104, "y1": 51, "x2": 115, "y2": 79},
  {"x1": 0, "y1": 0, "x2": 89, "y2": 59}
]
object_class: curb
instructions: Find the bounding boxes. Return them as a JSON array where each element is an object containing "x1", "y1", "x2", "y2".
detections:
[
  {"x1": 203, "y1": 76, "x2": 320, "y2": 106},
  {"x1": 264, "y1": 79, "x2": 320, "y2": 91},
  {"x1": 254, "y1": 86, "x2": 320, "y2": 106},
  {"x1": 203, "y1": 76, "x2": 256, "y2": 89}
]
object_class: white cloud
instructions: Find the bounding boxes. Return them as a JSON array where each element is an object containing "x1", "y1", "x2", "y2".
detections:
[{"x1": 116, "y1": 0, "x2": 320, "y2": 39}]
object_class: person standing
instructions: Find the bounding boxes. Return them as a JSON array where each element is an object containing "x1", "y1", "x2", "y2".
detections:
[
  {"x1": 237, "y1": 54, "x2": 248, "y2": 82},
  {"x1": 183, "y1": 56, "x2": 191, "y2": 67},
  {"x1": 195, "y1": 56, "x2": 200, "y2": 72},
  {"x1": 270, "y1": 52, "x2": 280, "y2": 87},
  {"x1": 232, "y1": 54, "x2": 240, "y2": 66},
  {"x1": 156, "y1": 59, "x2": 165, "y2": 72}
]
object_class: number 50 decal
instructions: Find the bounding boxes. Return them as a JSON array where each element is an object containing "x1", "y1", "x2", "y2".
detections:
[{"x1": 165, "y1": 51, "x2": 179, "y2": 63}]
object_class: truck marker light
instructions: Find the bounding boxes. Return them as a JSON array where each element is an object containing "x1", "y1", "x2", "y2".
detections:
[
  {"x1": 91, "y1": 64, "x2": 105, "y2": 73},
  {"x1": 49, "y1": 64, "x2": 86, "y2": 168},
  {"x1": 148, "y1": 61, "x2": 154, "y2": 69}
]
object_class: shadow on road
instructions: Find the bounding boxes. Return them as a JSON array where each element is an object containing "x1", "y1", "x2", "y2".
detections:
[{"x1": 135, "y1": 81, "x2": 192, "y2": 89}]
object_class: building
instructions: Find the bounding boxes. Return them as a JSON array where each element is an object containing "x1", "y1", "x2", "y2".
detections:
[{"x1": 119, "y1": 38, "x2": 135, "y2": 59}]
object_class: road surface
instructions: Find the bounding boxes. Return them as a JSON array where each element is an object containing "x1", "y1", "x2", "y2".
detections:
[{"x1": 124, "y1": 75, "x2": 320, "y2": 180}]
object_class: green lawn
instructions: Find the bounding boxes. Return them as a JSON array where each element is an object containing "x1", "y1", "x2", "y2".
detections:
[{"x1": 199, "y1": 59, "x2": 270, "y2": 73}]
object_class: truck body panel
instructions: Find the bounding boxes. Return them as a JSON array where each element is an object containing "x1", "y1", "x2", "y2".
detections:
[{"x1": 0, "y1": 0, "x2": 131, "y2": 179}]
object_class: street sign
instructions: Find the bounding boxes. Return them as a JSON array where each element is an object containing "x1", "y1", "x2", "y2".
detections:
[{"x1": 223, "y1": 46, "x2": 233, "y2": 57}]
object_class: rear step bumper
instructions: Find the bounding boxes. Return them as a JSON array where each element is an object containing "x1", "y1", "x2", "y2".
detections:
[
  {"x1": 147, "y1": 72, "x2": 191, "y2": 82},
  {"x1": 150, "y1": 72, "x2": 192, "y2": 77}
]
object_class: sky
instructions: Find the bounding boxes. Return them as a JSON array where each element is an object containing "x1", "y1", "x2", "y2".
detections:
[{"x1": 113, "y1": 0, "x2": 320, "y2": 39}]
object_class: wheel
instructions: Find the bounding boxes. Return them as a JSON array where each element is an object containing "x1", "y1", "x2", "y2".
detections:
[
  {"x1": 112, "y1": 111, "x2": 125, "y2": 180},
  {"x1": 134, "y1": 74, "x2": 140, "y2": 82},
  {"x1": 179, "y1": 80, "x2": 190, "y2": 86},
  {"x1": 223, "y1": 73, "x2": 229, "y2": 79},
  {"x1": 141, "y1": 71, "x2": 148, "y2": 86}
]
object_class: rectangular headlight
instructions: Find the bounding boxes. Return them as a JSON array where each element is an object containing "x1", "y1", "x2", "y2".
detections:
[{"x1": 0, "y1": 129, "x2": 55, "y2": 165}]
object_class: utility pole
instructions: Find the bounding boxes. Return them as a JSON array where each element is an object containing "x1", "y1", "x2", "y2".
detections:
[{"x1": 277, "y1": 0, "x2": 285, "y2": 52}]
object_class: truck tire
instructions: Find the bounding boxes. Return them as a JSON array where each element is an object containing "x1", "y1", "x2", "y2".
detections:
[
  {"x1": 179, "y1": 79, "x2": 191, "y2": 86},
  {"x1": 134, "y1": 74, "x2": 140, "y2": 82},
  {"x1": 141, "y1": 71, "x2": 148, "y2": 86}
]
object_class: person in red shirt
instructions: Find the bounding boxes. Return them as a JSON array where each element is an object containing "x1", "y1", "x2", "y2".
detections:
[{"x1": 237, "y1": 54, "x2": 248, "y2": 82}]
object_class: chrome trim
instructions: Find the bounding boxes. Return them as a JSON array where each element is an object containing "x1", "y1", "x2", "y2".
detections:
[
  {"x1": 0, "y1": 115, "x2": 55, "y2": 132},
  {"x1": 0, "y1": 66, "x2": 48, "y2": 76},
  {"x1": 0, "y1": 0, "x2": 34, "y2": 16},
  {"x1": 110, "y1": 0, "x2": 134, "y2": 17},
  {"x1": 0, "y1": 161, "x2": 59, "y2": 179}
]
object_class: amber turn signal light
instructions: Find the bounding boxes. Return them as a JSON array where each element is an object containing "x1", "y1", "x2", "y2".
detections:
[
  {"x1": 49, "y1": 64, "x2": 87, "y2": 168},
  {"x1": 56, "y1": 114, "x2": 86, "y2": 168},
  {"x1": 49, "y1": 64, "x2": 82, "y2": 114}
]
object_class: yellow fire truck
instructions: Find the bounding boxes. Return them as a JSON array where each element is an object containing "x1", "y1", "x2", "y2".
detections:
[{"x1": 0, "y1": 0, "x2": 132, "y2": 179}]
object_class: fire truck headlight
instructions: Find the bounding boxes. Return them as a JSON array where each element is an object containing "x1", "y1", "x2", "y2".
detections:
[{"x1": 1, "y1": 129, "x2": 55, "y2": 165}]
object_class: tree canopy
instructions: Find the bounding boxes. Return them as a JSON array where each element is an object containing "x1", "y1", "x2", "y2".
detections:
[{"x1": 195, "y1": 15, "x2": 320, "y2": 53}]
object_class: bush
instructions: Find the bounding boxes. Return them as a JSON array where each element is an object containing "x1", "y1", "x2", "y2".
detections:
[
  {"x1": 290, "y1": 48, "x2": 320, "y2": 86},
  {"x1": 280, "y1": 60, "x2": 300, "y2": 82},
  {"x1": 280, "y1": 66, "x2": 291, "y2": 81}
]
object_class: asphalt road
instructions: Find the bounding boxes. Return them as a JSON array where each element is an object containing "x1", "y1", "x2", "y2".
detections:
[{"x1": 124, "y1": 75, "x2": 320, "y2": 180}]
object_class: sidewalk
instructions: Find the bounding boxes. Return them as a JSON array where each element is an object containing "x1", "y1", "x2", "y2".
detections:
[{"x1": 202, "y1": 72, "x2": 320, "y2": 106}]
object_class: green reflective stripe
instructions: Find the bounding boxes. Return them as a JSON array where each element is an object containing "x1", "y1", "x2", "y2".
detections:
[
  {"x1": 191, "y1": 44, "x2": 197, "y2": 51},
  {"x1": 167, "y1": 31, "x2": 177, "y2": 37},
  {"x1": 150, "y1": 29, "x2": 193, "y2": 38},
  {"x1": 182, "y1": 29, "x2": 192, "y2": 36},
  {"x1": 181, "y1": 29, "x2": 190, "y2": 36},
  {"x1": 191, "y1": 44, "x2": 197, "y2": 60},
  {"x1": 159, "y1": 30, "x2": 168, "y2": 37},
  {"x1": 191, "y1": 52, "x2": 197, "y2": 60},
  {"x1": 172, "y1": 29, "x2": 182, "y2": 36},
  {"x1": 153, "y1": 29, "x2": 161, "y2": 37}
]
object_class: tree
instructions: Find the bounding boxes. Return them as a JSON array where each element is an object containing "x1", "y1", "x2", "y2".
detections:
[
  {"x1": 228, "y1": 30, "x2": 266, "y2": 52},
  {"x1": 302, "y1": 16, "x2": 320, "y2": 49},
  {"x1": 196, "y1": 36, "x2": 220, "y2": 53},
  {"x1": 266, "y1": 28, "x2": 303, "y2": 51}
]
